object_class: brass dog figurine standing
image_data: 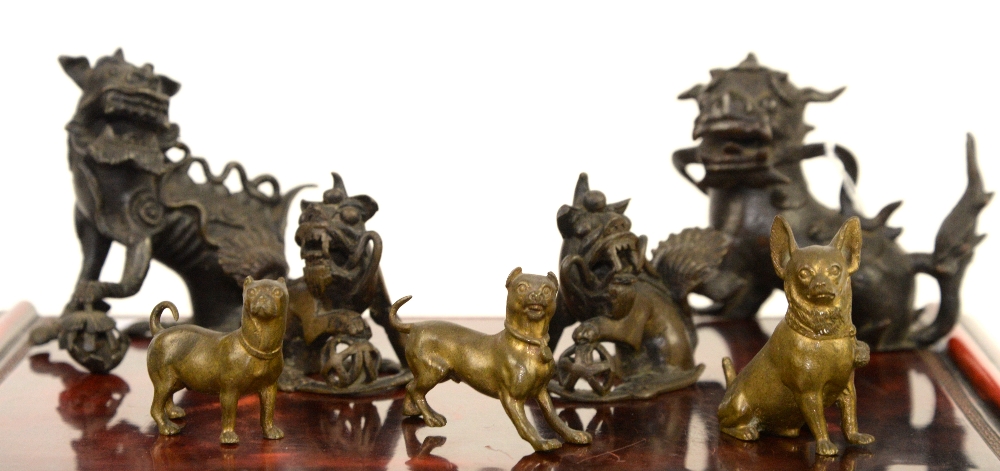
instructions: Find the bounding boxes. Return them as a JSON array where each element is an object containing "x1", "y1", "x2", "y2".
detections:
[
  {"x1": 717, "y1": 216, "x2": 874, "y2": 456},
  {"x1": 147, "y1": 277, "x2": 288, "y2": 444},
  {"x1": 388, "y1": 268, "x2": 592, "y2": 452}
]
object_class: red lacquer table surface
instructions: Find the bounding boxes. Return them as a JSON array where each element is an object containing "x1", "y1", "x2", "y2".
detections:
[{"x1": 1, "y1": 302, "x2": 999, "y2": 470}]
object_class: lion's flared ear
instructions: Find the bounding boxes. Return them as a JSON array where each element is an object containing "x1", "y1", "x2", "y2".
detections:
[
  {"x1": 59, "y1": 56, "x2": 91, "y2": 88},
  {"x1": 831, "y1": 217, "x2": 862, "y2": 274},
  {"x1": 770, "y1": 215, "x2": 797, "y2": 279},
  {"x1": 159, "y1": 74, "x2": 180, "y2": 97},
  {"x1": 547, "y1": 271, "x2": 558, "y2": 289},
  {"x1": 506, "y1": 267, "x2": 523, "y2": 288},
  {"x1": 244, "y1": 276, "x2": 254, "y2": 289}
]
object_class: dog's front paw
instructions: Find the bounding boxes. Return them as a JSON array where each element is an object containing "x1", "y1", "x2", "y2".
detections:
[
  {"x1": 815, "y1": 439, "x2": 839, "y2": 456},
  {"x1": 564, "y1": 430, "x2": 592, "y2": 445},
  {"x1": 846, "y1": 432, "x2": 874, "y2": 445},
  {"x1": 158, "y1": 421, "x2": 182, "y2": 436},
  {"x1": 423, "y1": 412, "x2": 447, "y2": 427},
  {"x1": 263, "y1": 425, "x2": 284, "y2": 440},
  {"x1": 220, "y1": 430, "x2": 239, "y2": 444},
  {"x1": 721, "y1": 425, "x2": 759, "y2": 441},
  {"x1": 532, "y1": 438, "x2": 563, "y2": 452}
]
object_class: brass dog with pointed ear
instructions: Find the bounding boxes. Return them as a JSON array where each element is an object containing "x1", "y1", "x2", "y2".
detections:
[
  {"x1": 717, "y1": 216, "x2": 874, "y2": 456},
  {"x1": 147, "y1": 276, "x2": 288, "y2": 444},
  {"x1": 388, "y1": 267, "x2": 592, "y2": 452}
]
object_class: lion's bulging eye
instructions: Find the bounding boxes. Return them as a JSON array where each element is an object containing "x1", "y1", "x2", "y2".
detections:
[
  {"x1": 798, "y1": 268, "x2": 813, "y2": 281},
  {"x1": 828, "y1": 265, "x2": 842, "y2": 277},
  {"x1": 517, "y1": 284, "x2": 527, "y2": 294}
]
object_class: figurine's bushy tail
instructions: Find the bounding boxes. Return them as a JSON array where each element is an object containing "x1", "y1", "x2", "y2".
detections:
[
  {"x1": 149, "y1": 301, "x2": 180, "y2": 336},
  {"x1": 388, "y1": 295, "x2": 413, "y2": 334},
  {"x1": 722, "y1": 357, "x2": 736, "y2": 389},
  {"x1": 908, "y1": 134, "x2": 992, "y2": 348},
  {"x1": 651, "y1": 227, "x2": 732, "y2": 302}
]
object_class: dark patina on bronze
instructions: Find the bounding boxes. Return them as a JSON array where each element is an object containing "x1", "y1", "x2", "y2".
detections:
[
  {"x1": 279, "y1": 173, "x2": 411, "y2": 395},
  {"x1": 719, "y1": 216, "x2": 874, "y2": 456},
  {"x1": 673, "y1": 54, "x2": 991, "y2": 350},
  {"x1": 389, "y1": 268, "x2": 592, "y2": 452},
  {"x1": 147, "y1": 277, "x2": 287, "y2": 444},
  {"x1": 30, "y1": 49, "x2": 307, "y2": 372},
  {"x1": 547, "y1": 173, "x2": 730, "y2": 402}
]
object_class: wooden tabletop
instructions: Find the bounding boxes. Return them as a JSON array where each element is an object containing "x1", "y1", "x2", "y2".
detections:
[{"x1": 1, "y1": 305, "x2": 999, "y2": 470}]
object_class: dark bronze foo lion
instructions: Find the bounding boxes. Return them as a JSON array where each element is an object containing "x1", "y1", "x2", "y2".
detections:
[
  {"x1": 672, "y1": 54, "x2": 991, "y2": 350},
  {"x1": 279, "y1": 173, "x2": 412, "y2": 395},
  {"x1": 31, "y1": 49, "x2": 306, "y2": 372},
  {"x1": 547, "y1": 173, "x2": 731, "y2": 402}
]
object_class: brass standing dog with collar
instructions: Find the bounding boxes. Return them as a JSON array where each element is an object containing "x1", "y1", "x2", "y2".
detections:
[
  {"x1": 389, "y1": 268, "x2": 592, "y2": 451},
  {"x1": 717, "y1": 216, "x2": 874, "y2": 456},
  {"x1": 147, "y1": 277, "x2": 287, "y2": 444}
]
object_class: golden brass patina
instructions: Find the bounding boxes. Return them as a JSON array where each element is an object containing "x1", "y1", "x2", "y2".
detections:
[
  {"x1": 147, "y1": 276, "x2": 288, "y2": 444},
  {"x1": 389, "y1": 268, "x2": 592, "y2": 452},
  {"x1": 717, "y1": 216, "x2": 874, "y2": 456}
]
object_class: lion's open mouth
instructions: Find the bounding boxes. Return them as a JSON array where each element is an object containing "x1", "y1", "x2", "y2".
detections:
[
  {"x1": 299, "y1": 225, "x2": 367, "y2": 280},
  {"x1": 100, "y1": 88, "x2": 170, "y2": 127},
  {"x1": 588, "y1": 234, "x2": 642, "y2": 283}
]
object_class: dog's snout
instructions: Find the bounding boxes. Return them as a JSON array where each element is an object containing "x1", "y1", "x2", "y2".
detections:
[{"x1": 251, "y1": 295, "x2": 277, "y2": 316}]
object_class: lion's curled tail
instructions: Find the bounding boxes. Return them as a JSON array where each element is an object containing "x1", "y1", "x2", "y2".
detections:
[
  {"x1": 907, "y1": 134, "x2": 992, "y2": 348},
  {"x1": 149, "y1": 301, "x2": 180, "y2": 336},
  {"x1": 388, "y1": 295, "x2": 414, "y2": 334},
  {"x1": 651, "y1": 227, "x2": 733, "y2": 302}
]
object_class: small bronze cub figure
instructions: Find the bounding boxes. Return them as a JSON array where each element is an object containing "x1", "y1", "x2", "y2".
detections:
[
  {"x1": 717, "y1": 216, "x2": 874, "y2": 456},
  {"x1": 389, "y1": 268, "x2": 592, "y2": 451},
  {"x1": 147, "y1": 277, "x2": 287, "y2": 444}
]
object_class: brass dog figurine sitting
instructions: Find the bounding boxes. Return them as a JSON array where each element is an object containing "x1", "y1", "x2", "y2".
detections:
[
  {"x1": 717, "y1": 216, "x2": 874, "y2": 456},
  {"x1": 388, "y1": 268, "x2": 592, "y2": 452},
  {"x1": 147, "y1": 277, "x2": 288, "y2": 444}
]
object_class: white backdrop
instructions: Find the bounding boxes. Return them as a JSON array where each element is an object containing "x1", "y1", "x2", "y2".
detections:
[{"x1": 1, "y1": 2, "x2": 997, "y2": 346}]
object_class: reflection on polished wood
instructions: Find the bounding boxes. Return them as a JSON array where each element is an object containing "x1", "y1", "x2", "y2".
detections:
[{"x1": 1, "y1": 317, "x2": 998, "y2": 470}]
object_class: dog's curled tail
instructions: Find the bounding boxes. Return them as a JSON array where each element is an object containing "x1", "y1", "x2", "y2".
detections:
[
  {"x1": 722, "y1": 357, "x2": 736, "y2": 389},
  {"x1": 388, "y1": 296, "x2": 413, "y2": 334},
  {"x1": 149, "y1": 301, "x2": 180, "y2": 336}
]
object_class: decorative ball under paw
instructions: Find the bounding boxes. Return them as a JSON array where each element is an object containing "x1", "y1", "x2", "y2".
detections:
[
  {"x1": 58, "y1": 310, "x2": 129, "y2": 374},
  {"x1": 556, "y1": 341, "x2": 621, "y2": 395},
  {"x1": 320, "y1": 336, "x2": 381, "y2": 388}
]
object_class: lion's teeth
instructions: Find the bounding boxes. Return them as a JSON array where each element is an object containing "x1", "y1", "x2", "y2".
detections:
[{"x1": 609, "y1": 248, "x2": 623, "y2": 271}]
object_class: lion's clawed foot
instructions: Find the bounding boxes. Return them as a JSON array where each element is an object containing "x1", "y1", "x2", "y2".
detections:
[{"x1": 572, "y1": 322, "x2": 599, "y2": 344}]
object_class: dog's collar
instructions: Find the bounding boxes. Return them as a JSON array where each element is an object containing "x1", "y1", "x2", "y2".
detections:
[
  {"x1": 786, "y1": 315, "x2": 857, "y2": 340},
  {"x1": 504, "y1": 320, "x2": 550, "y2": 347},
  {"x1": 239, "y1": 332, "x2": 282, "y2": 360}
]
